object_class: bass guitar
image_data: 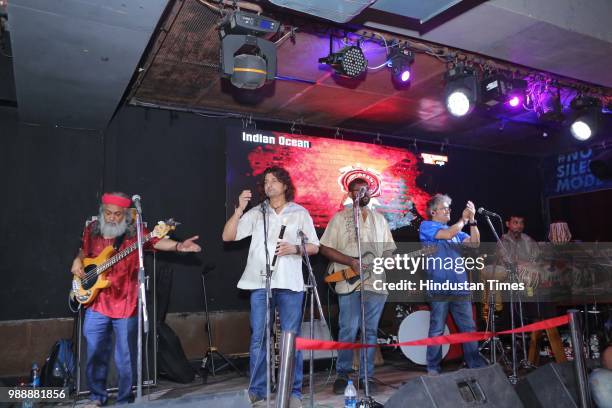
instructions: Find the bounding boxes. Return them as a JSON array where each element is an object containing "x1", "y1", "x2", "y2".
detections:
[{"x1": 70, "y1": 220, "x2": 176, "y2": 306}]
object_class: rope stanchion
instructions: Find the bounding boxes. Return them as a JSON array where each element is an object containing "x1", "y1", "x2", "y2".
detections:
[{"x1": 295, "y1": 314, "x2": 570, "y2": 351}]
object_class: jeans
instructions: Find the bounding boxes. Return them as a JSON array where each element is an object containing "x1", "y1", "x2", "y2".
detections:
[
  {"x1": 83, "y1": 308, "x2": 137, "y2": 404},
  {"x1": 336, "y1": 291, "x2": 387, "y2": 379},
  {"x1": 590, "y1": 368, "x2": 612, "y2": 408},
  {"x1": 249, "y1": 289, "x2": 304, "y2": 399},
  {"x1": 426, "y1": 301, "x2": 485, "y2": 373}
]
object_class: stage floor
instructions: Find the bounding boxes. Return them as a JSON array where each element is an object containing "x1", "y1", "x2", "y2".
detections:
[{"x1": 66, "y1": 351, "x2": 472, "y2": 407}]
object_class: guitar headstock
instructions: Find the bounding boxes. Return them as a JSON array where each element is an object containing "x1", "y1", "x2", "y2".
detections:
[{"x1": 153, "y1": 219, "x2": 180, "y2": 238}]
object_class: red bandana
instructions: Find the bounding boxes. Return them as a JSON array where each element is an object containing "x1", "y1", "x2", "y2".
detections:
[{"x1": 101, "y1": 193, "x2": 131, "y2": 208}]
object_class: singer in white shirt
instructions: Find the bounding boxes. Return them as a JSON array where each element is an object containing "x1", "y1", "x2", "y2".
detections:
[{"x1": 222, "y1": 166, "x2": 319, "y2": 406}]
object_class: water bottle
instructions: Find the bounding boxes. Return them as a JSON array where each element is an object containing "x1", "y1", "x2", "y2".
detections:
[
  {"x1": 31, "y1": 363, "x2": 40, "y2": 388},
  {"x1": 344, "y1": 380, "x2": 357, "y2": 408}
]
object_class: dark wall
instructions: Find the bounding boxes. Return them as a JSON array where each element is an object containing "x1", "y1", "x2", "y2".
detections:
[
  {"x1": 0, "y1": 105, "x2": 544, "y2": 321},
  {"x1": 416, "y1": 146, "x2": 546, "y2": 242}
]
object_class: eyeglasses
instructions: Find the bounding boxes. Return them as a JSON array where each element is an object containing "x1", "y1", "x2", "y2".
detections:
[{"x1": 434, "y1": 206, "x2": 451, "y2": 212}]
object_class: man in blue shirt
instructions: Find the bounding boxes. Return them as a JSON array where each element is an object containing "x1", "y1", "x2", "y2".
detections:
[{"x1": 419, "y1": 193, "x2": 485, "y2": 375}]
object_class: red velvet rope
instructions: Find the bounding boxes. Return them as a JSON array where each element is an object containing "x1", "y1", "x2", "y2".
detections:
[{"x1": 295, "y1": 314, "x2": 570, "y2": 351}]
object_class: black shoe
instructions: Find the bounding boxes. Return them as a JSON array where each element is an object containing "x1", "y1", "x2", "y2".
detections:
[
  {"x1": 358, "y1": 378, "x2": 378, "y2": 394},
  {"x1": 333, "y1": 376, "x2": 349, "y2": 395}
]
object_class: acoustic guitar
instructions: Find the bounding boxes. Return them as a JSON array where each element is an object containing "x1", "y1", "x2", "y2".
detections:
[{"x1": 70, "y1": 220, "x2": 176, "y2": 306}]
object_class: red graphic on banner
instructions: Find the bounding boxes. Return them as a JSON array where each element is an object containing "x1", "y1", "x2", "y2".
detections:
[{"x1": 246, "y1": 132, "x2": 431, "y2": 228}]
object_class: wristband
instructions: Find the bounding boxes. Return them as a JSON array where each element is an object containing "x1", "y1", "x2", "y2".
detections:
[{"x1": 468, "y1": 220, "x2": 478, "y2": 227}]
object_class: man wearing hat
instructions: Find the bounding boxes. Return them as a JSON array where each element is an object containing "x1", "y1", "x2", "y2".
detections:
[
  {"x1": 319, "y1": 177, "x2": 396, "y2": 394},
  {"x1": 70, "y1": 192, "x2": 201, "y2": 405}
]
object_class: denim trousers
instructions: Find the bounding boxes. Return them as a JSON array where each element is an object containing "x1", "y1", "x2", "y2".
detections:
[
  {"x1": 336, "y1": 291, "x2": 387, "y2": 379},
  {"x1": 590, "y1": 368, "x2": 612, "y2": 408},
  {"x1": 249, "y1": 289, "x2": 304, "y2": 399},
  {"x1": 83, "y1": 308, "x2": 137, "y2": 404},
  {"x1": 426, "y1": 300, "x2": 485, "y2": 373}
]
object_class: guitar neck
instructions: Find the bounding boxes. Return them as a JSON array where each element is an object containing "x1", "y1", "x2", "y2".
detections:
[{"x1": 95, "y1": 232, "x2": 154, "y2": 275}]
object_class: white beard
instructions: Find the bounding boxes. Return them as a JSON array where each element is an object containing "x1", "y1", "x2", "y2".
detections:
[{"x1": 99, "y1": 216, "x2": 128, "y2": 238}]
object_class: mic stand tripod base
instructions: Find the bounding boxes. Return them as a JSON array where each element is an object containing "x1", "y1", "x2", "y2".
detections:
[
  {"x1": 200, "y1": 346, "x2": 244, "y2": 384},
  {"x1": 358, "y1": 396, "x2": 384, "y2": 408}
]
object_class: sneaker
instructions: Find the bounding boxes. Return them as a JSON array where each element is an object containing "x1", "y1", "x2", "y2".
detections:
[
  {"x1": 248, "y1": 393, "x2": 264, "y2": 406},
  {"x1": 289, "y1": 395, "x2": 302, "y2": 408},
  {"x1": 357, "y1": 378, "x2": 378, "y2": 394},
  {"x1": 332, "y1": 376, "x2": 349, "y2": 395},
  {"x1": 427, "y1": 370, "x2": 440, "y2": 376}
]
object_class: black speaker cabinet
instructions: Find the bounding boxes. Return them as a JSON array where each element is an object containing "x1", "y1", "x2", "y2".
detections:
[
  {"x1": 385, "y1": 364, "x2": 523, "y2": 408},
  {"x1": 515, "y1": 362, "x2": 579, "y2": 408}
]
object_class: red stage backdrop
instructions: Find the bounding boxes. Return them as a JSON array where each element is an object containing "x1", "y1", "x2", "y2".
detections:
[{"x1": 226, "y1": 128, "x2": 432, "y2": 230}]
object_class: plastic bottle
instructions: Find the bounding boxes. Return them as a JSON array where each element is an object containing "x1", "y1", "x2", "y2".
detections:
[
  {"x1": 31, "y1": 363, "x2": 40, "y2": 388},
  {"x1": 344, "y1": 379, "x2": 357, "y2": 408},
  {"x1": 22, "y1": 363, "x2": 39, "y2": 408}
]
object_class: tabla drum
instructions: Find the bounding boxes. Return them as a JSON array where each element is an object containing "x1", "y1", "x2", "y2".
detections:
[{"x1": 397, "y1": 310, "x2": 450, "y2": 365}]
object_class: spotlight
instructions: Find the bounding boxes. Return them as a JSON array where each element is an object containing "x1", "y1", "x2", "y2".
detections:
[
  {"x1": 481, "y1": 74, "x2": 526, "y2": 109},
  {"x1": 219, "y1": 11, "x2": 280, "y2": 89},
  {"x1": 388, "y1": 47, "x2": 414, "y2": 86},
  {"x1": 319, "y1": 45, "x2": 367, "y2": 78},
  {"x1": 569, "y1": 96, "x2": 600, "y2": 141},
  {"x1": 444, "y1": 66, "x2": 479, "y2": 117}
]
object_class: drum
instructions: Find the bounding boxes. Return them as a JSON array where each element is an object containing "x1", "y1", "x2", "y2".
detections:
[{"x1": 397, "y1": 310, "x2": 450, "y2": 365}]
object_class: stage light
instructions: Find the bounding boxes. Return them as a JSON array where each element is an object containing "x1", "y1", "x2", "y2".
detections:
[
  {"x1": 508, "y1": 96, "x2": 521, "y2": 107},
  {"x1": 481, "y1": 74, "x2": 526, "y2": 109},
  {"x1": 219, "y1": 11, "x2": 280, "y2": 89},
  {"x1": 447, "y1": 91, "x2": 471, "y2": 117},
  {"x1": 388, "y1": 47, "x2": 414, "y2": 86},
  {"x1": 319, "y1": 45, "x2": 367, "y2": 78},
  {"x1": 444, "y1": 66, "x2": 479, "y2": 117},
  {"x1": 569, "y1": 96, "x2": 601, "y2": 141}
]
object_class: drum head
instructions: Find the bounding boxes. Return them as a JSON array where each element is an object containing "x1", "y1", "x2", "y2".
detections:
[{"x1": 398, "y1": 310, "x2": 449, "y2": 365}]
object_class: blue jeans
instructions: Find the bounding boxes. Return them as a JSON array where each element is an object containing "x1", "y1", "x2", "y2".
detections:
[
  {"x1": 426, "y1": 301, "x2": 485, "y2": 373},
  {"x1": 337, "y1": 291, "x2": 387, "y2": 379},
  {"x1": 83, "y1": 308, "x2": 137, "y2": 404},
  {"x1": 249, "y1": 289, "x2": 304, "y2": 399},
  {"x1": 590, "y1": 368, "x2": 612, "y2": 408}
]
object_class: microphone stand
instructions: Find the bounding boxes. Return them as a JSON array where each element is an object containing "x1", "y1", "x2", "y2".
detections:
[
  {"x1": 134, "y1": 202, "x2": 148, "y2": 402},
  {"x1": 260, "y1": 201, "x2": 273, "y2": 408},
  {"x1": 481, "y1": 214, "x2": 522, "y2": 384},
  {"x1": 299, "y1": 232, "x2": 327, "y2": 408},
  {"x1": 353, "y1": 195, "x2": 378, "y2": 407}
]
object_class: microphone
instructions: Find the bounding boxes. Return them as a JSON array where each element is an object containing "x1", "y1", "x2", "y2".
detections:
[
  {"x1": 259, "y1": 199, "x2": 268, "y2": 215},
  {"x1": 355, "y1": 186, "x2": 368, "y2": 200},
  {"x1": 132, "y1": 195, "x2": 142, "y2": 214},
  {"x1": 271, "y1": 223, "x2": 287, "y2": 268},
  {"x1": 477, "y1": 207, "x2": 501, "y2": 218}
]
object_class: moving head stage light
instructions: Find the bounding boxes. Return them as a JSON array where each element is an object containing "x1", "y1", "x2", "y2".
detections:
[{"x1": 219, "y1": 11, "x2": 280, "y2": 89}]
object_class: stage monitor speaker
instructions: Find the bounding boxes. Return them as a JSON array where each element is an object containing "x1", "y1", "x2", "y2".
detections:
[
  {"x1": 385, "y1": 364, "x2": 523, "y2": 408},
  {"x1": 515, "y1": 362, "x2": 579, "y2": 408},
  {"x1": 299, "y1": 320, "x2": 336, "y2": 361},
  {"x1": 131, "y1": 389, "x2": 250, "y2": 408}
]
